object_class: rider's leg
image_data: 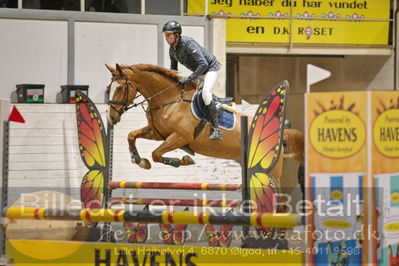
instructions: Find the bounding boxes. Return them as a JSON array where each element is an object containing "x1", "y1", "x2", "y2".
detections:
[
  {"x1": 202, "y1": 71, "x2": 218, "y2": 105},
  {"x1": 202, "y1": 71, "x2": 222, "y2": 140}
]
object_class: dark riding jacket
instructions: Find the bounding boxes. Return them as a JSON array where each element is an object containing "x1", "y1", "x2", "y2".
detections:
[{"x1": 169, "y1": 36, "x2": 221, "y2": 81}]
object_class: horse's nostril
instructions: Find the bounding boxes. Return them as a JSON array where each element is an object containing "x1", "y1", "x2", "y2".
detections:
[{"x1": 109, "y1": 114, "x2": 119, "y2": 125}]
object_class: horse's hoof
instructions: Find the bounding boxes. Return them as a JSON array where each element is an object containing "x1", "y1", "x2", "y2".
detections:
[
  {"x1": 138, "y1": 158, "x2": 151, "y2": 169},
  {"x1": 181, "y1": 155, "x2": 195, "y2": 165}
]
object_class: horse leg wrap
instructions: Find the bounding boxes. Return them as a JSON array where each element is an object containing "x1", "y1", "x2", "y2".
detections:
[
  {"x1": 162, "y1": 157, "x2": 180, "y2": 167},
  {"x1": 129, "y1": 147, "x2": 141, "y2": 164}
]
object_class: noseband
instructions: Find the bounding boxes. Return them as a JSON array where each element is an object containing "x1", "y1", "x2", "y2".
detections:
[{"x1": 107, "y1": 76, "x2": 140, "y2": 116}]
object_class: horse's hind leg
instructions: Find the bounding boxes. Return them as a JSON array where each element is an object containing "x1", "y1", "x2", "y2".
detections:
[
  {"x1": 128, "y1": 125, "x2": 160, "y2": 169},
  {"x1": 152, "y1": 133, "x2": 195, "y2": 168}
]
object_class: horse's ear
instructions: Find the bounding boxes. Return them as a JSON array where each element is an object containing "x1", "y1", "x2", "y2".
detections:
[
  {"x1": 115, "y1": 63, "x2": 127, "y2": 76},
  {"x1": 105, "y1": 64, "x2": 116, "y2": 74}
]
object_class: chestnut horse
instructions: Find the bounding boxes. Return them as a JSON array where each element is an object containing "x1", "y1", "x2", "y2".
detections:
[{"x1": 105, "y1": 63, "x2": 304, "y2": 186}]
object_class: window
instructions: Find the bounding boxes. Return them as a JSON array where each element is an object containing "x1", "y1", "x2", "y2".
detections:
[
  {"x1": 3, "y1": 0, "x2": 184, "y2": 14},
  {"x1": 86, "y1": 0, "x2": 137, "y2": 13},
  {"x1": 145, "y1": 0, "x2": 181, "y2": 15},
  {"x1": 21, "y1": 0, "x2": 80, "y2": 10},
  {"x1": 0, "y1": 0, "x2": 17, "y2": 8}
]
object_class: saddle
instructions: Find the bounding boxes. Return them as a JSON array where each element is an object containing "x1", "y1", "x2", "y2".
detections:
[
  {"x1": 181, "y1": 90, "x2": 236, "y2": 156},
  {"x1": 193, "y1": 89, "x2": 234, "y2": 118},
  {"x1": 191, "y1": 89, "x2": 236, "y2": 137}
]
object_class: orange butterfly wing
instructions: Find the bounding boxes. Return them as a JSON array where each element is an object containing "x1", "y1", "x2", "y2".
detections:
[
  {"x1": 75, "y1": 92, "x2": 107, "y2": 209},
  {"x1": 247, "y1": 81, "x2": 289, "y2": 237}
]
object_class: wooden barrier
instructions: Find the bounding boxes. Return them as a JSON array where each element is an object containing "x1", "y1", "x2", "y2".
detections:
[{"x1": 4, "y1": 207, "x2": 304, "y2": 228}]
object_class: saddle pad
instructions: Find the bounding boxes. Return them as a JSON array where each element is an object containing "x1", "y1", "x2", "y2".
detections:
[{"x1": 191, "y1": 90, "x2": 235, "y2": 131}]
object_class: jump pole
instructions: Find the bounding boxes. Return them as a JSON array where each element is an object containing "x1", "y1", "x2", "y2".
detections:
[
  {"x1": 240, "y1": 115, "x2": 250, "y2": 240},
  {"x1": 108, "y1": 181, "x2": 241, "y2": 191},
  {"x1": 109, "y1": 197, "x2": 241, "y2": 207},
  {"x1": 4, "y1": 207, "x2": 304, "y2": 228}
]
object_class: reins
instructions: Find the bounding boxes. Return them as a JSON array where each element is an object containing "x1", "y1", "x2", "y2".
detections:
[
  {"x1": 147, "y1": 87, "x2": 192, "y2": 112},
  {"x1": 109, "y1": 74, "x2": 192, "y2": 141},
  {"x1": 108, "y1": 75, "x2": 192, "y2": 115}
]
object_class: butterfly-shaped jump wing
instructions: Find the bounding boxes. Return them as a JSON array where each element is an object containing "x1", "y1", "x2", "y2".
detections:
[
  {"x1": 75, "y1": 92, "x2": 107, "y2": 209},
  {"x1": 247, "y1": 81, "x2": 289, "y2": 237}
]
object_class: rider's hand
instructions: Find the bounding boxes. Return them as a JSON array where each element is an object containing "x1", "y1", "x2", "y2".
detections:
[{"x1": 178, "y1": 76, "x2": 190, "y2": 84}]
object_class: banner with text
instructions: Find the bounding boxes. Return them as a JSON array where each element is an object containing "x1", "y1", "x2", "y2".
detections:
[
  {"x1": 306, "y1": 91, "x2": 368, "y2": 264},
  {"x1": 371, "y1": 91, "x2": 399, "y2": 266},
  {"x1": 6, "y1": 240, "x2": 304, "y2": 265},
  {"x1": 306, "y1": 91, "x2": 399, "y2": 264},
  {"x1": 188, "y1": 0, "x2": 390, "y2": 45}
]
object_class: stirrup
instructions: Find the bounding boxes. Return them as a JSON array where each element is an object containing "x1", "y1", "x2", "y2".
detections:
[{"x1": 209, "y1": 128, "x2": 222, "y2": 141}]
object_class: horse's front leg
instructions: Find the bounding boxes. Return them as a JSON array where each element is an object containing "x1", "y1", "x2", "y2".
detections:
[
  {"x1": 152, "y1": 132, "x2": 195, "y2": 167},
  {"x1": 128, "y1": 125, "x2": 160, "y2": 169}
]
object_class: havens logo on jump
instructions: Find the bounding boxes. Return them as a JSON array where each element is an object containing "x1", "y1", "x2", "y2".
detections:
[
  {"x1": 384, "y1": 222, "x2": 399, "y2": 232},
  {"x1": 330, "y1": 189, "x2": 343, "y2": 201},
  {"x1": 322, "y1": 219, "x2": 352, "y2": 230},
  {"x1": 391, "y1": 191, "x2": 399, "y2": 204},
  {"x1": 373, "y1": 109, "x2": 399, "y2": 157},
  {"x1": 310, "y1": 110, "x2": 366, "y2": 158}
]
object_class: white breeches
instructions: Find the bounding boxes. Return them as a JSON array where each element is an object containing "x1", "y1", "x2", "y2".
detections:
[{"x1": 202, "y1": 70, "x2": 219, "y2": 106}]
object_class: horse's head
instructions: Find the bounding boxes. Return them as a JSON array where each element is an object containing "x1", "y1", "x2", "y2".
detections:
[{"x1": 105, "y1": 63, "x2": 138, "y2": 125}]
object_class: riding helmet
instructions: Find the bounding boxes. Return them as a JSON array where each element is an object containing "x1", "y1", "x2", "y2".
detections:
[
  {"x1": 283, "y1": 119, "x2": 292, "y2": 129},
  {"x1": 162, "y1": 21, "x2": 182, "y2": 34}
]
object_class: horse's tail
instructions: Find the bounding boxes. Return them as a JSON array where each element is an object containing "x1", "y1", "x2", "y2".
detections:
[
  {"x1": 283, "y1": 128, "x2": 305, "y2": 199},
  {"x1": 283, "y1": 128, "x2": 304, "y2": 164}
]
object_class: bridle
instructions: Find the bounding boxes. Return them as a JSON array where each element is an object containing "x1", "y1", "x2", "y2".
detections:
[
  {"x1": 107, "y1": 76, "x2": 141, "y2": 116},
  {"x1": 107, "y1": 75, "x2": 191, "y2": 115}
]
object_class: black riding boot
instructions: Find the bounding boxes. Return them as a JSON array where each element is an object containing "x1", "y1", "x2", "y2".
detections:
[{"x1": 207, "y1": 100, "x2": 222, "y2": 141}]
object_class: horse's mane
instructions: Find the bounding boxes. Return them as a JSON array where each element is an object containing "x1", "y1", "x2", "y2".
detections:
[
  {"x1": 127, "y1": 64, "x2": 196, "y2": 91},
  {"x1": 129, "y1": 64, "x2": 179, "y2": 82}
]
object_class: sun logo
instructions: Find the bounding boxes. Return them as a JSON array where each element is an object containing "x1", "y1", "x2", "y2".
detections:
[
  {"x1": 309, "y1": 95, "x2": 366, "y2": 158},
  {"x1": 313, "y1": 95, "x2": 358, "y2": 116},
  {"x1": 373, "y1": 96, "x2": 399, "y2": 157},
  {"x1": 376, "y1": 95, "x2": 399, "y2": 115}
]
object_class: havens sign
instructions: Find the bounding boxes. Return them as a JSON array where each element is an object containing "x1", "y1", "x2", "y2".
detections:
[
  {"x1": 373, "y1": 109, "x2": 399, "y2": 157},
  {"x1": 309, "y1": 110, "x2": 366, "y2": 158}
]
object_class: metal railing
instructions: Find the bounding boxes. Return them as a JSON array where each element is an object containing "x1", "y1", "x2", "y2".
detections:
[
  {"x1": 13, "y1": 0, "x2": 186, "y2": 14},
  {"x1": 185, "y1": 0, "x2": 396, "y2": 48}
]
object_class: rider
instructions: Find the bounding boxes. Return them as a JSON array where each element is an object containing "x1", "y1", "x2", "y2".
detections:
[{"x1": 162, "y1": 20, "x2": 222, "y2": 141}]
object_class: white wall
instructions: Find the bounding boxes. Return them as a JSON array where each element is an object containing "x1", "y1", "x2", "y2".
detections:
[
  {"x1": 74, "y1": 22, "x2": 159, "y2": 102},
  {"x1": 210, "y1": 18, "x2": 226, "y2": 98},
  {"x1": 0, "y1": 15, "x2": 207, "y2": 104},
  {"x1": 367, "y1": 55, "x2": 395, "y2": 90},
  {"x1": 0, "y1": 19, "x2": 68, "y2": 102}
]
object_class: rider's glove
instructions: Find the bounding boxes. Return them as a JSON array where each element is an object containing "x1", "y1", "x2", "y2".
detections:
[{"x1": 178, "y1": 76, "x2": 190, "y2": 84}]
